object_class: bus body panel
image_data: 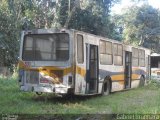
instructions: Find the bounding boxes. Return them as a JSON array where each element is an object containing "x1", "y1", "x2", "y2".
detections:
[
  {"x1": 18, "y1": 29, "x2": 151, "y2": 96},
  {"x1": 19, "y1": 29, "x2": 75, "y2": 94},
  {"x1": 151, "y1": 53, "x2": 160, "y2": 80}
]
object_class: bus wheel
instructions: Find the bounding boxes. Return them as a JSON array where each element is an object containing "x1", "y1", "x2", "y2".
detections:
[
  {"x1": 36, "y1": 92, "x2": 43, "y2": 95},
  {"x1": 139, "y1": 76, "x2": 145, "y2": 87},
  {"x1": 102, "y1": 80, "x2": 111, "y2": 95}
]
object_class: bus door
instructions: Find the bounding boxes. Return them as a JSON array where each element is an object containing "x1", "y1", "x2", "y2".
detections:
[
  {"x1": 86, "y1": 44, "x2": 99, "y2": 94},
  {"x1": 125, "y1": 51, "x2": 132, "y2": 89}
]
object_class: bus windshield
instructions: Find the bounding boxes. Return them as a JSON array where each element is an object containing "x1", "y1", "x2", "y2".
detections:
[{"x1": 22, "y1": 33, "x2": 69, "y2": 61}]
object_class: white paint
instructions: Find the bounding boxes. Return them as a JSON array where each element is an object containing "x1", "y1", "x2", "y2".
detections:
[
  {"x1": 112, "y1": 82, "x2": 124, "y2": 92},
  {"x1": 131, "y1": 80, "x2": 140, "y2": 88}
]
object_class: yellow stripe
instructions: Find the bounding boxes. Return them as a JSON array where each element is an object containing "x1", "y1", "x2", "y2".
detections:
[
  {"x1": 111, "y1": 74, "x2": 124, "y2": 81},
  {"x1": 132, "y1": 74, "x2": 140, "y2": 80},
  {"x1": 111, "y1": 75, "x2": 124, "y2": 85},
  {"x1": 18, "y1": 60, "x2": 86, "y2": 82},
  {"x1": 111, "y1": 74, "x2": 140, "y2": 80},
  {"x1": 18, "y1": 60, "x2": 142, "y2": 84},
  {"x1": 76, "y1": 66, "x2": 86, "y2": 77}
]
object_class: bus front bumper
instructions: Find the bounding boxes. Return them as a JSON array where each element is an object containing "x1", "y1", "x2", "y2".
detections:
[{"x1": 20, "y1": 84, "x2": 69, "y2": 94}]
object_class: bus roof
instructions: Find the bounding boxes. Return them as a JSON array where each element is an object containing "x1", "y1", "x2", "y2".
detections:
[{"x1": 23, "y1": 28, "x2": 151, "y2": 52}]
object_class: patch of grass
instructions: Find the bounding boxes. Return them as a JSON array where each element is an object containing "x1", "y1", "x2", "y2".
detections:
[
  {"x1": 146, "y1": 79, "x2": 160, "y2": 90},
  {"x1": 0, "y1": 78, "x2": 160, "y2": 115}
]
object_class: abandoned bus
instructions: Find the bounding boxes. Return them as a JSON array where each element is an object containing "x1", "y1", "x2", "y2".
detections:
[
  {"x1": 151, "y1": 53, "x2": 160, "y2": 80},
  {"x1": 18, "y1": 29, "x2": 151, "y2": 95}
]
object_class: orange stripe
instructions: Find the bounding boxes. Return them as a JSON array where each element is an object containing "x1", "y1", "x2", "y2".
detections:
[
  {"x1": 132, "y1": 74, "x2": 140, "y2": 80},
  {"x1": 18, "y1": 60, "x2": 142, "y2": 83},
  {"x1": 18, "y1": 60, "x2": 86, "y2": 77},
  {"x1": 111, "y1": 74, "x2": 124, "y2": 81},
  {"x1": 76, "y1": 66, "x2": 86, "y2": 77}
]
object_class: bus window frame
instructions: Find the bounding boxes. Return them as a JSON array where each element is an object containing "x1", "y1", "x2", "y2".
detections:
[
  {"x1": 132, "y1": 47, "x2": 139, "y2": 67},
  {"x1": 77, "y1": 34, "x2": 84, "y2": 64},
  {"x1": 113, "y1": 43, "x2": 123, "y2": 66},
  {"x1": 99, "y1": 40, "x2": 113, "y2": 65},
  {"x1": 139, "y1": 49, "x2": 145, "y2": 67},
  {"x1": 22, "y1": 33, "x2": 70, "y2": 61}
]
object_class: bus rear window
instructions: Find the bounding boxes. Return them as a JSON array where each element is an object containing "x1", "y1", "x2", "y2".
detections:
[{"x1": 22, "y1": 33, "x2": 69, "y2": 61}]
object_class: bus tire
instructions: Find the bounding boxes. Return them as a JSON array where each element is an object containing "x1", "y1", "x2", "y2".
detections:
[
  {"x1": 36, "y1": 92, "x2": 43, "y2": 95},
  {"x1": 102, "y1": 79, "x2": 111, "y2": 95},
  {"x1": 139, "y1": 76, "x2": 145, "y2": 87}
]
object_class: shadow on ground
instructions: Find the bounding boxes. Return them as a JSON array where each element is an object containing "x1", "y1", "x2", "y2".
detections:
[{"x1": 31, "y1": 93, "x2": 102, "y2": 104}]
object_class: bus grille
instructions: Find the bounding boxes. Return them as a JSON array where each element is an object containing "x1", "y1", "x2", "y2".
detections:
[{"x1": 26, "y1": 71, "x2": 39, "y2": 84}]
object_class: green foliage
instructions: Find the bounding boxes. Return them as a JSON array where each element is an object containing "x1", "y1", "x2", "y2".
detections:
[
  {"x1": 52, "y1": 0, "x2": 120, "y2": 37},
  {"x1": 113, "y1": 3, "x2": 160, "y2": 51},
  {"x1": 0, "y1": 78, "x2": 160, "y2": 114},
  {"x1": 147, "y1": 79, "x2": 160, "y2": 90},
  {"x1": 0, "y1": 0, "x2": 120, "y2": 71},
  {"x1": 0, "y1": 1, "x2": 20, "y2": 68}
]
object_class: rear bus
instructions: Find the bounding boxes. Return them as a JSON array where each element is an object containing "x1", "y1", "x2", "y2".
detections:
[{"x1": 18, "y1": 29, "x2": 74, "y2": 95}]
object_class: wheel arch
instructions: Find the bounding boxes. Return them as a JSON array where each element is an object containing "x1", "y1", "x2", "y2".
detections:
[
  {"x1": 103, "y1": 76, "x2": 112, "y2": 92},
  {"x1": 140, "y1": 74, "x2": 145, "y2": 81}
]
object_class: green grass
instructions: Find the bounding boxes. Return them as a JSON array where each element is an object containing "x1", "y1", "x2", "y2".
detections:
[{"x1": 0, "y1": 77, "x2": 160, "y2": 115}]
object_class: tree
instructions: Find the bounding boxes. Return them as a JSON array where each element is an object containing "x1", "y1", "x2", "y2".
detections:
[
  {"x1": 113, "y1": 4, "x2": 160, "y2": 52},
  {"x1": 52, "y1": 0, "x2": 120, "y2": 37},
  {"x1": 0, "y1": 0, "x2": 120, "y2": 72},
  {"x1": 0, "y1": 0, "x2": 21, "y2": 68},
  {"x1": 0, "y1": 0, "x2": 35, "y2": 70}
]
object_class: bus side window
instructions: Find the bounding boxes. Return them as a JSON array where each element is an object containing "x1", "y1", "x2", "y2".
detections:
[
  {"x1": 77, "y1": 34, "x2": 84, "y2": 64},
  {"x1": 100, "y1": 40, "x2": 113, "y2": 65},
  {"x1": 113, "y1": 44, "x2": 123, "y2": 65},
  {"x1": 139, "y1": 49, "x2": 145, "y2": 67},
  {"x1": 132, "y1": 48, "x2": 139, "y2": 67}
]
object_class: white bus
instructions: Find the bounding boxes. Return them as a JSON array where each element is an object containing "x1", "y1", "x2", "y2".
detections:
[
  {"x1": 151, "y1": 53, "x2": 160, "y2": 80},
  {"x1": 18, "y1": 29, "x2": 151, "y2": 95}
]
